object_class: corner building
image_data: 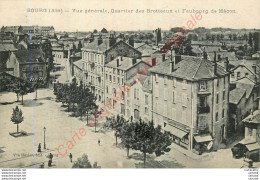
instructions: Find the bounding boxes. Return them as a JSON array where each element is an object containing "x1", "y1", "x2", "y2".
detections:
[{"x1": 150, "y1": 55, "x2": 230, "y2": 153}]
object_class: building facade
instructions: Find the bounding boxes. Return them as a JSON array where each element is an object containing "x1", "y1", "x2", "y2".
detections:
[
  {"x1": 6, "y1": 49, "x2": 46, "y2": 83},
  {"x1": 150, "y1": 54, "x2": 230, "y2": 153},
  {"x1": 81, "y1": 38, "x2": 141, "y2": 103}
]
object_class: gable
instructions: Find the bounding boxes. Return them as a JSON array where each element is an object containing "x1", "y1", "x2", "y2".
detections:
[
  {"x1": 105, "y1": 41, "x2": 142, "y2": 63},
  {"x1": 233, "y1": 65, "x2": 255, "y2": 75}
]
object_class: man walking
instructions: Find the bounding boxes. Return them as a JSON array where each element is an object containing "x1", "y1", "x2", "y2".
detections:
[{"x1": 98, "y1": 139, "x2": 100, "y2": 146}]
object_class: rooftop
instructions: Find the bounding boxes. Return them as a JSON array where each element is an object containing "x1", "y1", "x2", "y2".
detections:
[
  {"x1": 14, "y1": 49, "x2": 45, "y2": 63},
  {"x1": 229, "y1": 88, "x2": 246, "y2": 104},
  {"x1": 150, "y1": 56, "x2": 229, "y2": 81},
  {"x1": 242, "y1": 110, "x2": 260, "y2": 124},
  {"x1": 106, "y1": 56, "x2": 143, "y2": 71}
]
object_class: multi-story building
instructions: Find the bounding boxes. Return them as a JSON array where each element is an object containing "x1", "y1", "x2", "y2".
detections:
[
  {"x1": 150, "y1": 53, "x2": 230, "y2": 153},
  {"x1": 81, "y1": 36, "x2": 141, "y2": 103},
  {"x1": 128, "y1": 75, "x2": 152, "y2": 122},
  {"x1": 1, "y1": 26, "x2": 55, "y2": 37},
  {"x1": 229, "y1": 77, "x2": 259, "y2": 134},
  {"x1": 0, "y1": 41, "x2": 17, "y2": 69},
  {"x1": 230, "y1": 61, "x2": 260, "y2": 84},
  {"x1": 6, "y1": 49, "x2": 46, "y2": 83},
  {"x1": 104, "y1": 56, "x2": 150, "y2": 118}
]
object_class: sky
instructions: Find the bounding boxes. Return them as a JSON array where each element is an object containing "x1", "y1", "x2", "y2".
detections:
[{"x1": 0, "y1": 0, "x2": 260, "y2": 32}]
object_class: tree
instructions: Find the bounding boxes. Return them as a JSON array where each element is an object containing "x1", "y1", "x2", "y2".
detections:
[
  {"x1": 248, "y1": 32, "x2": 253, "y2": 47},
  {"x1": 130, "y1": 120, "x2": 172, "y2": 167},
  {"x1": 253, "y1": 32, "x2": 259, "y2": 52},
  {"x1": 93, "y1": 29, "x2": 98, "y2": 33},
  {"x1": 121, "y1": 121, "x2": 135, "y2": 157},
  {"x1": 10, "y1": 106, "x2": 24, "y2": 133},
  {"x1": 101, "y1": 28, "x2": 108, "y2": 33},
  {"x1": 114, "y1": 115, "x2": 125, "y2": 146},
  {"x1": 33, "y1": 80, "x2": 42, "y2": 100},
  {"x1": 72, "y1": 154, "x2": 100, "y2": 168},
  {"x1": 9, "y1": 79, "x2": 22, "y2": 102},
  {"x1": 19, "y1": 81, "x2": 30, "y2": 105}
]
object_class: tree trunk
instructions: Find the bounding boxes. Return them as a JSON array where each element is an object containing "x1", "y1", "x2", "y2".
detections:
[
  {"x1": 86, "y1": 112, "x2": 89, "y2": 125},
  {"x1": 95, "y1": 119, "x2": 97, "y2": 133},
  {"x1": 21, "y1": 95, "x2": 24, "y2": 105},
  {"x1": 143, "y1": 152, "x2": 146, "y2": 168},
  {"x1": 68, "y1": 103, "x2": 70, "y2": 111},
  {"x1": 35, "y1": 88, "x2": 38, "y2": 100},
  {"x1": 17, "y1": 124, "x2": 19, "y2": 133},
  {"x1": 127, "y1": 148, "x2": 129, "y2": 157},
  {"x1": 16, "y1": 93, "x2": 19, "y2": 101},
  {"x1": 116, "y1": 136, "x2": 118, "y2": 146}
]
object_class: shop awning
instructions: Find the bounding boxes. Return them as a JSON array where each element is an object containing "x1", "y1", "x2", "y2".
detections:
[
  {"x1": 194, "y1": 134, "x2": 213, "y2": 143},
  {"x1": 238, "y1": 138, "x2": 256, "y2": 145},
  {"x1": 166, "y1": 125, "x2": 188, "y2": 138},
  {"x1": 245, "y1": 143, "x2": 260, "y2": 151}
]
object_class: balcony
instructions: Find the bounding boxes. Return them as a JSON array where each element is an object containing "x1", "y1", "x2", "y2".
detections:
[{"x1": 198, "y1": 106, "x2": 210, "y2": 114}]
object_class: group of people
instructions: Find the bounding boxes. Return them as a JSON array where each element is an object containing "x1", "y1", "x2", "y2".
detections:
[
  {"x1": 38, "y1": 139, "x2": 101, "y2": 168},
  {"x1": 37, "y1": 143, "x2": 73, "y2": 168}
]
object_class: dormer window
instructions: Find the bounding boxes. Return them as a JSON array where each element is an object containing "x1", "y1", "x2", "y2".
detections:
[{"x1": 200, "y1": 81, "x2": 207, "y2": 91}]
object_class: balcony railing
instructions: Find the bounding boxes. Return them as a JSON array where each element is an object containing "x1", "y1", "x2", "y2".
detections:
[{"x1": 198, "y1": 106, "x2": 210, "y2": 114}]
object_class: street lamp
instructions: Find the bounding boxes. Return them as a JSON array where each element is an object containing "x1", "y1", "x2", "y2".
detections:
[{"x1": 43, "y1": 126, "x2": 46, "y2": 149}]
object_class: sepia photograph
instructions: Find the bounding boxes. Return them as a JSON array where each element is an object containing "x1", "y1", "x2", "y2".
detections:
[{"x1": 0, "y1": 1, "x2": 259, "y2": 178}]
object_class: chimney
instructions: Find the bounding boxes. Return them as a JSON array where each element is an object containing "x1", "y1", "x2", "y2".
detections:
[
  {"x1": 98, "y1": 36, "x2": 103, "y2": 46},
  {"x1": 162, "y1": 54, "x2": 165, "y2": 62},
  {"x1": 129, "y1": 36, "x2": 134, "y2": 47},
  {"x1": 152, "y1": 57, "x2": 157, "y2": 66},
  {"x1": 117, "y1": 59, "x2": 120, "y2": 67},
  {"x1": 89, "y1": 33, "x2": 94, "y2": 43},
  {"x1": 132, "y1": 58, "x2": 136, "y2": 65},
  {"x1": 170, "y1": 56, "x2": 175, "y2": 72},
  {"x1": 214, "y1": 51, "x2": 217, "y2": 76},
  {"x1": 224, "y1": 57, "x2": 229, "y2": 71},
  {"x1": 252, "y1": 65, "x2": 257, "y2": 74},
  {"x1": 252, "y1": 65, "x2": 257, "y2": 82},
  {"x1": 109, "y1": 33, "x2": 116, "y2": 47}
]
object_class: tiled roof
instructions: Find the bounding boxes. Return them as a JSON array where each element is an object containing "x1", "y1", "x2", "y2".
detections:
[
  {"x1": 236, "y1": 82, "x2": 255, "y2": 99},
  {"x1": 242, "y1": 110, "x2": 260, "y2": 124},
  {"x1": 207, "y1": 51, "x2": 238, "y2": 61},
  {"x1": 134, "y1": 43, "x2": 145, "y2": 49},
  {"x1": 139, "y1": 75, "x2": 152, "y2": 92},
  {"x1": 73, "y1": 59, "x2": 84, "y2": 70},
  {"x1": 203, "y1": 46, "x2": 226, "y2": 53},
  {"x1": 82, "y1": 38, "x2": 110, "y2": 52},
  {"x1": 229, "y1": 88, "x2": 246, "y2": 104},
  {"x1": 192, "y1": 47, "x2": 203, "y2": 54},
  {"x1": 106, "y1": 56, "x2": 142, "y2": 71},
  {"x1": 150, "y1": 56, "x2": 229, "y2": 81},
  {"x1": 14, "y1": 49, "x2": 45, "y2": 63}
]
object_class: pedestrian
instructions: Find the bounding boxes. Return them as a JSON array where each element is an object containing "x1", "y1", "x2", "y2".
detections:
[
  {"x1": 38, "y1": 143, "x2": 41, "y2": 152},
  {"x1": 69, "y1": 153, "x2": 72, "y2": 163},
  {"x1": 48, "y1": 159, "x2": 52, "y2": 167},
  {"x1": 98, "y1": 139, "x2": 100, "y2": 146},
  {"x1": 49, "y1": 153, "x2": 53, "y2": 161}
]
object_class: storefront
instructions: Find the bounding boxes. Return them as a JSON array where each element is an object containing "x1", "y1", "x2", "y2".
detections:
[
  {"x1": 166, "y1": 125, "x2": 189, "y2": 150},
  {"x1": 193, "y1": 134, "x2": 213, "y2": 154}
]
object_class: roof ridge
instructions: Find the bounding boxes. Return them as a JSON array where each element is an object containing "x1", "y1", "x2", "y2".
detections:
[{"x1": 192, "y1": 58, "x2": 203, "y2": 79}]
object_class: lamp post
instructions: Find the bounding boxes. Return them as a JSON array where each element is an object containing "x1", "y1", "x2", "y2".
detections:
[{"x1": 43, "y1": 126, "x2": 46, "y2": 149}]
